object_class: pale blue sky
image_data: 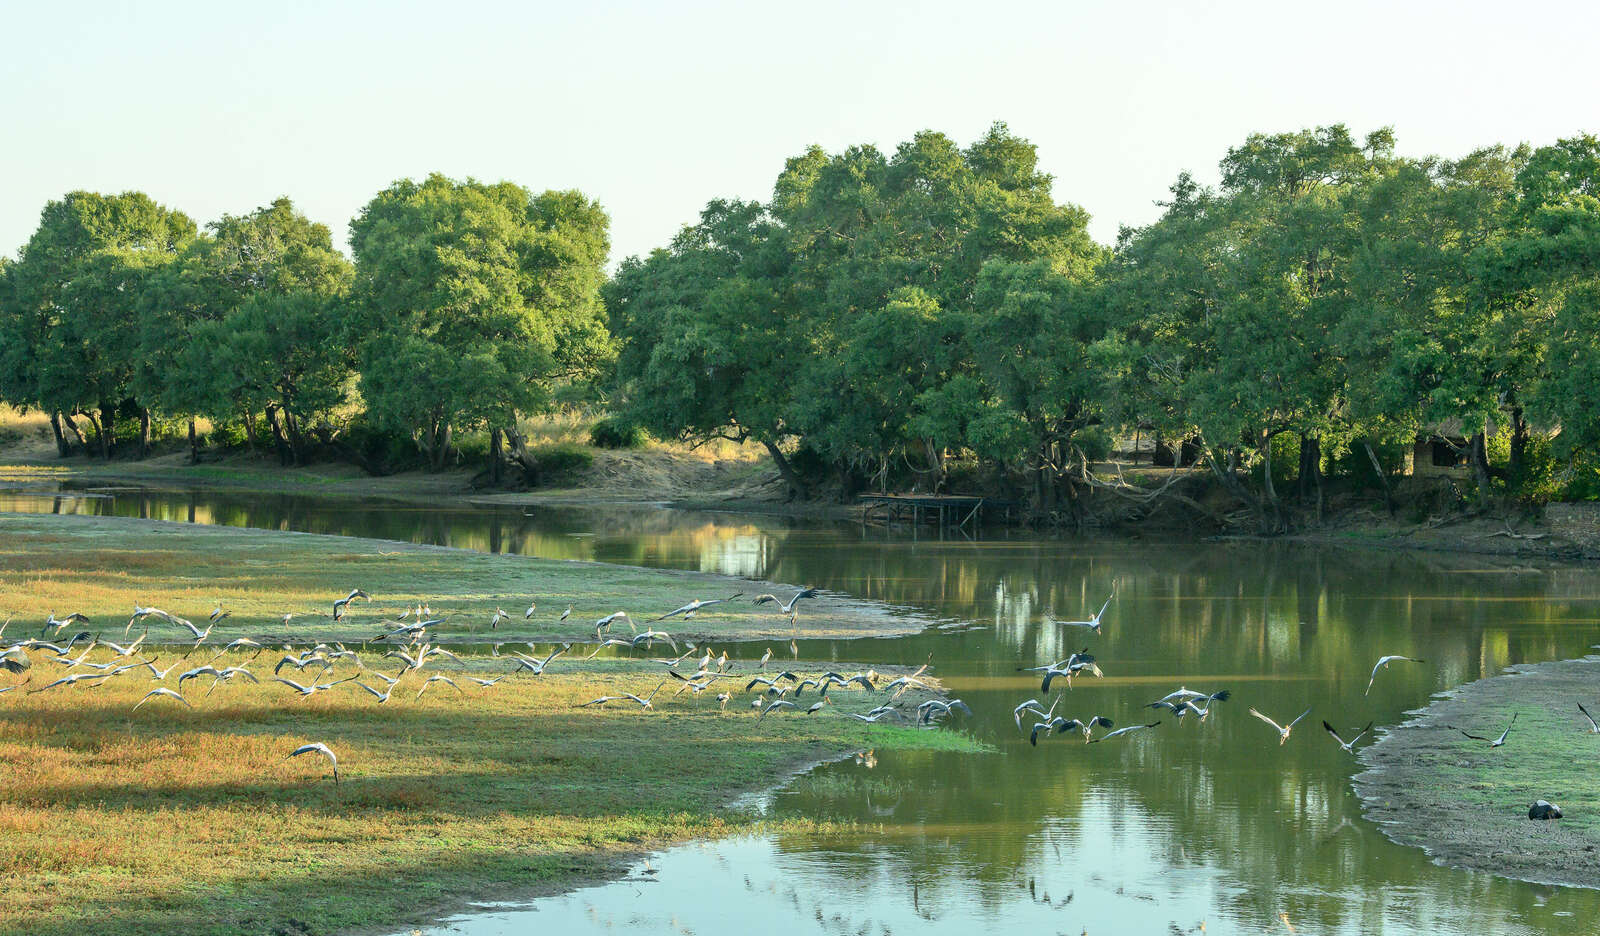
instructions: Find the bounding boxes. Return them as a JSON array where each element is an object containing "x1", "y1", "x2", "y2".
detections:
[{"x1": 3, "y1": 0, "x2": 1596, "y2": 263}]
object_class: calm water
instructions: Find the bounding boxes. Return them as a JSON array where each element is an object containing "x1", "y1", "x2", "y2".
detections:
[{"x1": 6, "y1": 483, "x2": 1600, "y2": 934}]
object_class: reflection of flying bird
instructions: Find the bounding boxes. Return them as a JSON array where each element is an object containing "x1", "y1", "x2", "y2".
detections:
[
  {"x1": 1248, "y1": 707, "x2": 1312, "y2": 745},
  {"x1": 1365, "y1": 655, "x2": 1425, "y2": 696}
]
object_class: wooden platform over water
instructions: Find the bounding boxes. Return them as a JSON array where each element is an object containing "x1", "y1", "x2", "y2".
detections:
[{"x1": 858, "y1": 493, "x2": 1017, "y2": 532}]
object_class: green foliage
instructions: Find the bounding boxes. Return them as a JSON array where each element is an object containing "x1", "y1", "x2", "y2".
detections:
[
  {"x1": 350, "y1": 174, "x2": 611, "y2": 471},
  {"x1": 527, "y1": 442, "x2": 593, "y2": 482},
  {"x1": 589, "y1": 415, "x2": 648, "y2": 449}
]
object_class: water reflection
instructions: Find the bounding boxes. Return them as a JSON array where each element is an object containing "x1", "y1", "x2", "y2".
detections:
[{"x1": 4, "y1": 482, "x2": 1600, "y2": 933}]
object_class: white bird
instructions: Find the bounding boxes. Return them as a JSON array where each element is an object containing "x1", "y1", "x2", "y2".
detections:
[
  {"x1": 1365, "y1": 655, "x2": 1426, "y2": 696},
  {"x1": 489, "y1": 608, "x2": 511, "y2": 629},
  {"x1": 655, "y1": 594, "x2": 743, "y2": 621},
  {"x1": 559, "y1": 605, "x2": 572, "y2": 622},
  {"x1": 1088, "y1": 720, "x2": 1160, "y2": 743},
  {"x1": 757, "y1": 698, "x2": 797, "y2": 721},
  {"x1": 1579, "y1": 702, "x2": 1600, "y2": 733},
  {"x1": 286, "y1": 742, "x2": 339, "y2": 784},
  {"x1": 524, "y1": 601, "x2": 537, "y2": 619},
  {"x1": 468, "y1": 674, "x2": 509, "y2": 688},
  {"x1": 133, "y1": 687, "x2": 191, "y2": 711},
  {"x1": 351, "y1": 680, "x2": 400, "y2": 703},
  {"x1": 1054, "y1": 595, "x2": 1112, "y2": 634},
  {"x1": 1458, "y1": 713, "x2": 1517, "y2": 747},
  {"x1": 1056, "y1": 715, "x2": 1115, "y2": 742},
  {"x1": 332, "y1": 589, "x2": 371, "y2": 620},
  {"x1": 1249, "y1": 707, "x2": 1313, "y2": 745},
  {"x1": 759, "y1": 648, "x2": 772, "y2": 670},
  {"x1": 416, "y1": 675, "x2": 463, "y2": 699},
  {"x1": 1323, "y1": 720, "x2": 1375, "y2": 753},
  {"x1": 751, "y1": 588, "x2": 819, "y2": 615},
  {"x1": 593, "y1": 611, "x2": 632, "y2": 637}
]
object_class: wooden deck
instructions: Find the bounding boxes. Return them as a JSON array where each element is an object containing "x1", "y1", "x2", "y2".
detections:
[{"x1": 858, "y1": 493, "x2": 1017, "y2": 533}]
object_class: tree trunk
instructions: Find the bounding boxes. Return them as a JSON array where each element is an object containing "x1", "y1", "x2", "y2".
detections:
[
  {"x1": 1298, "y1": 434, "x2": 1323, "y2": 523},
  {"x1": 265, "y1": 404, "x2": 292, "y2": 466},
  {"x1": 761, "y1": 440, "x2": 806, "y2": 501},
  {"x1": 98, "y1": 403, "x2": 115, "y2": 459},
  {"x1": 1362, "y1": 439, "x2": 1395, "y2": 516},
  {"x1": 241, "y1": 410, "x2": 258, "y2": 454},
  {"x1": 61, "y1": 412, "x2": 88, "y2": 453},
  {"x1": 49, "y1": 412, "x2": 68, "y2": 457},
  {"x1": 1469, "y1": 431, "x2": 1493, "y2": 501},
  {"x1": 188, "y1": 419, "x2": 199, "y2": 465},
  {"x1": 1259, "y1": 432, "x2": 1283, "y2": 533},
  {"x1": 489, "y1": 428, "x2": 503, "y2": 485},
  {"x1": 284, "y1": 411, "x2": 303, "y2": 466},
  {"x1": 427, "y1": 421, "x2": 453, "y2": 472},
  {"x1": 138, "y1": 407, "x2": 151, "y2": 459},
  {"x1": 1508, "y1": 406, "x2": 1529, "y2": 485}
]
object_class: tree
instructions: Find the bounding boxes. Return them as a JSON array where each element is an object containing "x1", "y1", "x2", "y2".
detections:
[
  {"x1": 3, "y1": 191, "x2": 195, "y2": 458},
  {"x1": 349, "y1": 174, "x2": 611, "y2": 473},
  {"x1": 151, "y1": 198, "x2": 355, "y2": 463}
]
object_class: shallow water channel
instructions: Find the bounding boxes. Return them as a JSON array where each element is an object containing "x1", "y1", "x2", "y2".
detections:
[{"x1": 7, "y1": 484, "x2": 1600, "y2": 934}]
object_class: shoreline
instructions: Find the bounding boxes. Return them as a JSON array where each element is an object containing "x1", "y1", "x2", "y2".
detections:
[
  {"x1": 1353, "y1": 656, "x2": 1600, "y2": 891},
  {"x1": 5, "y1": 452, "x2": 1599, "y2": 564}
]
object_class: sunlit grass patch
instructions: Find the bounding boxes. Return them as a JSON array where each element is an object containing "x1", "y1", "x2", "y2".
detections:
[
  {"x1": 0, "y1": 647, "x2": 975, "y2": 936},
  {"x1": 0, "y1": 513, "x2": 924, "y2": 643}
]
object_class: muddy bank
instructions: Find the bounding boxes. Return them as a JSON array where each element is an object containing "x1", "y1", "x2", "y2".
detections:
[{"x1": 1353, "y1": 656, "x2": 1600, "y2": 889}]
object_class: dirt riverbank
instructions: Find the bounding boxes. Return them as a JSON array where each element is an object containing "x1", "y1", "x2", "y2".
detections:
[{"x1": 1353, "y1": 655, "x2": 1600, "y2": 889}]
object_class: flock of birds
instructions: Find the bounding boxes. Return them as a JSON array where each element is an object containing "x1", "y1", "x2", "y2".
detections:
[
  {"x1": 1016, "y1": 595, "x2": 1573, "y2": 822},
  {"x1": 0, "y1": 585, "x2": 972, "y2": 786},
  {"x1": 9, "y1": 585, "x2": 1575, "y2": 827},
  {"x1": 1008, "y1": 594, "x2": 1422, "y2": 751}
]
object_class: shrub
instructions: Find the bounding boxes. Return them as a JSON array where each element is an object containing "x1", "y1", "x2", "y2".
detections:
[
  {"x1": 589, "y1": 416, "x2": 648, "y2": 449},
  {"x1": 528, "y1": 442, "x2": 593, "y2": 482}
]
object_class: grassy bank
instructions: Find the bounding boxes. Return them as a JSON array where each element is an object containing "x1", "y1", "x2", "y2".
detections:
[
  {"x1": 0, "y1": 513, "x2": 928, "y2": 643},
  {"x1": 0, "y1": 653, "x2": 977, "y2": 936},
  {"x1": 1353, "y1": 655, "x2": 1600, "y2": 888},
  {"x1": 0, "y1": 512, "x2": 979, "y2": 935}
]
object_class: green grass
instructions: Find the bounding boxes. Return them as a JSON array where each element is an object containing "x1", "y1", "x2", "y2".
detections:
[
  {"x1": 0, "y1": 512, "x2": 977, "y2": 935},
  {"x1": 0, "y1": 513, "x2": 924, "y2": 643},
  {"x1": 1355, "y1": 656, "x2": 1600, "y2": 886},
  {"x1": 0, "y1": 653, "x2": 978, "y2": 936}
]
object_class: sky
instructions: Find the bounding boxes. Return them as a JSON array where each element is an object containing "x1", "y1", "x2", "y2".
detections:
[{"x1": 3, "y1": 0, "x2": 1598, "y2": 264}]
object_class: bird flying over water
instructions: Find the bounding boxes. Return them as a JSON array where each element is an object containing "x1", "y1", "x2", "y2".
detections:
[
  {"x1": 1054, "y1": 596, "x2": 1112, "y2": 634},
  {"x1": 1088, "y1": 720, "x2": 1160, "y2": 743},
  {"x1": 1365, "y1": 655, "x2": 1425, "y2": 696},
  {"x1": 1323, "y1": 720, "x2": 1374, "y2": 753},
  {"x1": 1248, "y1": 707, "x2": 1312, "y2": 745}
]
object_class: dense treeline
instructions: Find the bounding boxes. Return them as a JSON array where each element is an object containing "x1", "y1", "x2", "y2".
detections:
[
  {"x1": 607, "y1": 123, "x2": 1600, "y2": 529},
  {"x1": 1, "y1": 124, "x2": 1596, "y2": 530},
  {"x1": 0, "y1": 175, "x2": 611, "y2": 474}
]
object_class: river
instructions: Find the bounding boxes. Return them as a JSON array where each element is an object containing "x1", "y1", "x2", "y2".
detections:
[{"x1": 5, "y1": 483, "x2": 1598, "y2": 934}]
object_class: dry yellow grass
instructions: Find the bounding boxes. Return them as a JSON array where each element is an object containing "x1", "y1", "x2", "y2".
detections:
[{"x1": 0, "y1": 630, "x2": 973, "y2": 935}]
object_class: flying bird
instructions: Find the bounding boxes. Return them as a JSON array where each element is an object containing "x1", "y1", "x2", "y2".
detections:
[
  {"x1": 751, "y1": 588, "x2": 819, "y2": 615},
  {"x1": 133, "y1": 687, "x2": 191, "y2": 711},
  {"x1": 1248, "y1": 707, "x2": 1313, "y2": 745},
  {"x1": 1088, "y1": 720, "x2": 1160, "y2": 743},
  {"x1": 286, "y1": 742, "x2": 340, "y2": 784},
  {"x1": 1458, "y1": 713, "x2": 1517, "y2": 748},
  {"x1": 1054, "y1": 596, "x2": 1112, "y2": 634},
  {"x1": 1323, "y1": 720, "x2": 1375, "y2": 753},
  {"x1": 1365, "y1": 655, "x2": 1425, "y2": 696}
]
